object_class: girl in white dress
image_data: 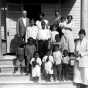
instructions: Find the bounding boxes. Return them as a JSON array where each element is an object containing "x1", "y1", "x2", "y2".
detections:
[
  {"x1": 30, "y1": 51, "x2": 42, "y2": 82},
  {"x1": 74, "y1": 29, "x2": 88, "y2": 88},
  {"x1": 42, "y1": 50, "x2": 54, "y2": 81}
]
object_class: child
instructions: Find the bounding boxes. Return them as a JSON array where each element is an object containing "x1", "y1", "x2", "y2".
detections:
[
  {"x1": 13, "y1": 36, "x2": 25, "y2": 74},
  {"x1": 53, "y1": 44, "x2": 62, "y2": 81},
  {"x1": 51, "y1": 24, "x2": 59, "y2": 43},
  {"x1": 30, "y1": 51, "x2": 42, "y2": 82},
  {"x1": 25, "y1": 37, "x2": 36, "y2": 75},
  {"x1": 68, "y1": 53, "x2": 75, "y2": 81},
  {"x1": 42, "y1": 50, "x2": 54, "y2": 81},
  {"x1": 13, "y1": 46, "x2": 25, "y2": 74},
  {"x1": 62, "y1": 50, "x2": 69, "y2": 81},
  {"x1": 52, "y1": 34, "x2": 61, "y2": 52}
]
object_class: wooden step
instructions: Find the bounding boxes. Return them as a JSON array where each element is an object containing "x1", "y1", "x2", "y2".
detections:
[
  {"x1": 0, "y1": 55, "x2": 16, "y2": 73},
  {"x1": 0, "y1": 75, "x2": 76, "y2": 88}
]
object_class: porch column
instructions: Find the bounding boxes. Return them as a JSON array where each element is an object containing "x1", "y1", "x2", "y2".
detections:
[
  {"x1": 81, "y1": 0, "x2": 88, "y2": 38},
  {"x1": 0, "y1": 1, "x2": 2, "y2": 56}
]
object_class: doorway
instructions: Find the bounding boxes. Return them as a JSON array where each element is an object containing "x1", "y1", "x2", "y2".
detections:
[{"x1": 24, "y1": 4, "x2": 41, "y2": 21}]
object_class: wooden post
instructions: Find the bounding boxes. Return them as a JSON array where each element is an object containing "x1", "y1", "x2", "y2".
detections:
[
  {"x1": 0, "y1": 1, "x2": 2, "y2": 56},
  {"x1": 81, "y1": 0, "x2": 88, "y2": 38}
]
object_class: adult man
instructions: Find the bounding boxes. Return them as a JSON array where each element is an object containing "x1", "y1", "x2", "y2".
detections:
[
  {"x1": 16, "y1": 10, "x2": 30, "y2": 41},
  {"x1": 37, "y1": 21, "x2": 51, "y2": 58},
  {"x1": 53, "y1": 9, "x2": 61, "y2": 25}
]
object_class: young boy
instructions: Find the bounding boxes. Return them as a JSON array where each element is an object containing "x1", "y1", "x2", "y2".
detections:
[
  {"x1": 25, "y1": 37, "x2": 36, "y2": 75},
  {"x1": 13, "y1": 36, "x2": 25, "y2": 74},
  {"x1": 53, "y1": 44, "x2": 62, "y2": 81},
  {"x1": 42, "y1": 50, "x2": 54, "y2": 81},
  {"x1": 30, "y1": 51, "x2": 42, "y2": 82},
  {"x1": 62, "y1": 50, "x2": 69, "y2": 81}
]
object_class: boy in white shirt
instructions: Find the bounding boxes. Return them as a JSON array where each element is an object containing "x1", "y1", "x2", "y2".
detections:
[
  {"x1": 30, "y1": 51, "x2": 42, "y2": 82},
  {"x1": 53, "y1": 44, "x2": 62, "y2": 81},
  {"x1": 62, "y1": 50, "x2": 69, "y2": 80},
  {"x1": 42, "y1": 50, "x2": 54, "y2": 81}
]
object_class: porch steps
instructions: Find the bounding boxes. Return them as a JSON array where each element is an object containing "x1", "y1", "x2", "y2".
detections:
[
  {"x1": 0, "y1": 55, "x2": 76, "y2": 88},
  {"x1": 0, "y1": 75, "x2": 76, "y2": 88},
  {"x1": 0, "y1": 55, "x2": 16, "y2": 74}
]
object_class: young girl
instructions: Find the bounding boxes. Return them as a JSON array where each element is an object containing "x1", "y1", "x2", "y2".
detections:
[
  {"x1": 30, "y1": 51, "x2": 42, "y2": 82},
  {"x1": 42, "y1": 50, "x2": 54, "y2": 81},
  {"x1": 25, "y1": 37, "x2": 36, "y2": 75},
  {"x1": 53, "y1": 45, "x2": 62, "y2": 81}
]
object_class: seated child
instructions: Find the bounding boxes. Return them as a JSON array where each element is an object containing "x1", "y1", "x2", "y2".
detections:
[
  {"x1": 62, "y1": 50, "x2": 69, "y2": 80},
  {"x1": 42, "y1": 50, "x2": 54, "y2": 81},
  {"x1": 30, "y1": 51, "x2": 42, "y2": 82},
  {"x1": 13, "y1": 46, "x2": 25, "y2": 74},
  {"x1": 25, "y1": 37, "x2": 36, "y2": 75},
  {"x1": 53, "y1": 44, "x2": 62, "y2": 81}
]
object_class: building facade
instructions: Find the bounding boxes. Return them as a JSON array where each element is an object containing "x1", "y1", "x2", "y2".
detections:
[{"x1": 0, "y1": 0, "x2": 87, "y2": 55}]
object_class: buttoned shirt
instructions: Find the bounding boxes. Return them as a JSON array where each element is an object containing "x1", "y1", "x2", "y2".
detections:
[
  {"x1": 26, "y1": 25, "x2": 39, "y2": 42},
  {"x1": 22, "y1": 17, "x2": 27, "y2": 27}
]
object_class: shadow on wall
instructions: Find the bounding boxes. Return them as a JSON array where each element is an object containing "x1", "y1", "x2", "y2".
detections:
[{"x1": 61, "y1": 0, "x2": 76, "y2": 17}]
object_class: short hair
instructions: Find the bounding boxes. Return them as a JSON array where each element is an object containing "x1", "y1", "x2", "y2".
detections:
[
  {"x1": 22, "y1": 10, "x2": 27, "y2": 13},
  {"x1": 27, "y1": 37, "x2": 34, "y2": 42},
  {"x1": 60, "y1": 16, "x2": 65, "y2": 20},
  {"x1": 79, "y1": 29, "x2": 86, "y2": 35},
  {"x1": 55, "y1": 9, "x2": 60, "y2": 16},
  {"x1": 63, "y1": 50, "x2": 68, "y2": 56},
  {"x1": 33, "y1": 51, "x2": 39, "y2": 57},
  {"x1": 55, "y1": 34, "x2": 60, "y2": 39},
  {"x1": 55, "y1": 9, "x2": 60, "y2": 13},
  {"x1": 67, "y1": 15, "x2": 73, "y2": 19},
  {"x1": 41, "y1": 20, "x2": 46, "y2": 25},
  {"x1": 40, "y1": 12, "x2": 45, "y2": 17}
]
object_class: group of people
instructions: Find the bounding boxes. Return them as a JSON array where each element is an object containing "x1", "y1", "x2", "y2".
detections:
[{"x1": 13, "y1": 9, "x2": 88, "y2": 88}]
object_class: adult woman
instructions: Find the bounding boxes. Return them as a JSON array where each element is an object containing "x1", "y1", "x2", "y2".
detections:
[
  {"x1": 62, "y1": 15, "x2": 75, "y2": 54},
  {"x1": 74, "y1": 29, "x2": 88, "y2": 88}
]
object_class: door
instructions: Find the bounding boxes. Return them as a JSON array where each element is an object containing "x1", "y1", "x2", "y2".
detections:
[{"x1": 6, "y1": 3, "x2": 22, "y2": 53}]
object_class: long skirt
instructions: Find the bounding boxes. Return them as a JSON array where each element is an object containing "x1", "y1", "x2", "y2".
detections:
[{"x1": 74, "y1": 61, "x2": 88, "y2": 85}]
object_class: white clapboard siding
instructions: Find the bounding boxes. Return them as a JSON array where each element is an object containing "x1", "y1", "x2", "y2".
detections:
[
  {"x1": 41, "y1": 0, "x2": 81, "y2": 39},
  {"x1": 62, "y1": 0, "x2": 81, "y2": 38}
]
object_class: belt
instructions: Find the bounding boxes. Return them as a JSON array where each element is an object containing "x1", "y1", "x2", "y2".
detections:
[{"x1": 38, "y1": 40, "x2": 48, "y2": 41}]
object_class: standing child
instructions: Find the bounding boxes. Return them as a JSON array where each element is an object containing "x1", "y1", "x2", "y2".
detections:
[
  {"x1": 13, "y1": 36, "x2": 25, "y2": 74},
  {"x1": 30, "y1": 51, "x2": 42, "y2": 82},
  {"x1": 51, "y1": 24, "x2": 59, "y2": 43},
  {"x1": 42, "y1": 50, "x2": 54, "y2": 81},
  {"x1": 25, "y1": 37, "x2": 36, "y2": 75},
  {"x1": 62, "y1": 50, "x2": 69, "y2": 81},
  {"x1": 53, "y1": 45, "x2": 62, "y2": 81}
]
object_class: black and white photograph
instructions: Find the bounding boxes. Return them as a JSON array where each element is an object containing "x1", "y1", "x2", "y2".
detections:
[{"x1": 0, "y1": 0, "x2": 88, "y2": 88}]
